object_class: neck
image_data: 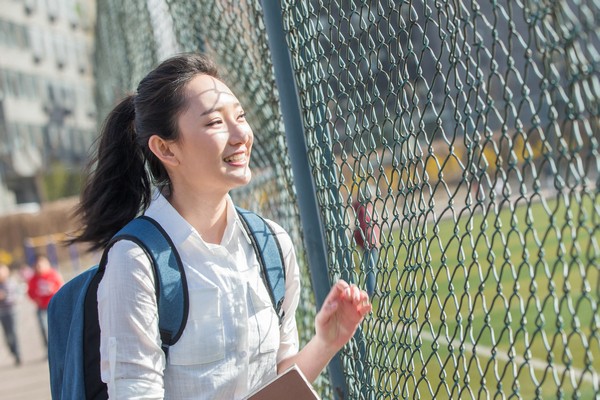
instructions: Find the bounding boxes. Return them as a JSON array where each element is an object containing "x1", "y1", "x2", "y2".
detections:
[{"x1": 166, "y1": 190, "x2": 229, "y2": 245}]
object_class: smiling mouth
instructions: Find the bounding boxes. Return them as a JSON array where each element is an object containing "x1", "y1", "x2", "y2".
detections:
[{"x1": 224, "y1": 153, "x2": 247, "y2": 163}]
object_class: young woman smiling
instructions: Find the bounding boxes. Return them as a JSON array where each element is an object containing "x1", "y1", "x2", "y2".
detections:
[{"x1": 71, "y1": 53, "x2": 371, "y2": 399}]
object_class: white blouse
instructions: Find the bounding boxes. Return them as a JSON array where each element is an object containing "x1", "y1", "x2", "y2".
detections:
[{"x1": 98, "y1": 193, "x2": 301, "y2": 399}]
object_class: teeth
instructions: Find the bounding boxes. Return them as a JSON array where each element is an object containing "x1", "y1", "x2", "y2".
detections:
[{"x1": 225, "y1": 154, "x2": 245, "y2": 163}]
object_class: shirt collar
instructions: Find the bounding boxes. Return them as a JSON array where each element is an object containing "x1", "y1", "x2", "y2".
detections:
[{"x1": 144, "y1": 190, "x2": 251, "y2": 248}]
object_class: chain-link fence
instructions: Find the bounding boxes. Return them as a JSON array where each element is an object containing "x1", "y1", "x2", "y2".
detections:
[{"x1": 94, "y1": 1, "x2": 599, "y2": 398}]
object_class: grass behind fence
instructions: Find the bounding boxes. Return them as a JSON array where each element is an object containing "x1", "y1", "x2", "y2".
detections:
[{"x1": 366, "y1": 192, "x2": 599, "y2": 398}]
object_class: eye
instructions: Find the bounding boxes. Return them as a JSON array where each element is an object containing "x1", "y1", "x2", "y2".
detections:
[
  {"x1": 206, "y1": 119, "x2": 222, "y2": 127},
  {"x1": 238, "y1": 111, "x2": 247, "y2": 120}
]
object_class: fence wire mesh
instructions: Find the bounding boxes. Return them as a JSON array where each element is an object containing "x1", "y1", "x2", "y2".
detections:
[{"x1": 94, "y1": 0, "x2": 599, "y2": 398}]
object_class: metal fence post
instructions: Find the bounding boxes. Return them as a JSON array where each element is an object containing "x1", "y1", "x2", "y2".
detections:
[{"x1": 260, "y1": 2, "x2": 349, "y2": 398}]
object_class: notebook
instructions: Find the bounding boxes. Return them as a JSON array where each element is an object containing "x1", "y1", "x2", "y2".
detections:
[{"x1": 244, "y1": 364, "x2": 321, "y2": 400}]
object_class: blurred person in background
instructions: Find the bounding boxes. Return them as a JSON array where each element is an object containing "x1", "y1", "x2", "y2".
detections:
[
  {"x1": 0, "y1": 263, "x2": 21, "y2": 366},
  {"x1": 26, "y1": 254, "x2": 63, "y2": 348},
  {"x1": 17, "y1": 260, "x2": 34, "y2": 283}
]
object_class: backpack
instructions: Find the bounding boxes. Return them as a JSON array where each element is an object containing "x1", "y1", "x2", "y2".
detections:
[{"x1": 48, "y1": 207, "x2": 286, "y2": 400}]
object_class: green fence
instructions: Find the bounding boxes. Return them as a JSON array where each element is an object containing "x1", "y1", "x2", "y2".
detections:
[{"x1": 94, "y1": 1, "x2": 599, "y2": 398}]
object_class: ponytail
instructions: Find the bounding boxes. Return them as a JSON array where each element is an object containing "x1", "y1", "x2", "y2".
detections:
[
  {"x1": 69, "y1": 53, "x2": 221, "y2": 251},
  {"x1": 70, "y1": 95, "x2": 152, "y2": 251}
]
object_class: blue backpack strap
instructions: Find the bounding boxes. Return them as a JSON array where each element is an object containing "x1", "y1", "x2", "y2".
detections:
[
  {"x1": 235, "y1": 207, "x2": 286, "y2": 323},
  {"x1": 103, "y1": 216, "x2": 189, "y2": 355}
]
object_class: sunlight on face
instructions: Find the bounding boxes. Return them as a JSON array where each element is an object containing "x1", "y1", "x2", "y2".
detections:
[{"x1": 173, "y1": 74, "x2": 254, "y2": 195}]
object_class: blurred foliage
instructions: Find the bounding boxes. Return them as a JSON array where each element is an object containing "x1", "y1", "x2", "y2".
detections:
[{"x1": 41, "y1": 162, "x2": 82, "y2": 202}]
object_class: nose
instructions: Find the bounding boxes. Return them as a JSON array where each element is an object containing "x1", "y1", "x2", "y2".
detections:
[{"x1": 228, "y1": 120, "x2": 252, "y2": 144}]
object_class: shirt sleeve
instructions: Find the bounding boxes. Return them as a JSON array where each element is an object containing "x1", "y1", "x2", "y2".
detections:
[
  {"x1": 265, "y1": 220, "x2": 302, "y2": 363},
  {"x1": 97, "y1": 240, "x2": 166, "y2": 400}
]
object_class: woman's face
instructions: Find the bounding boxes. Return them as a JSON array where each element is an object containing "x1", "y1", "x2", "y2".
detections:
[{"x1": 171, "y1": 74, "x2": 254, "y2": 195}]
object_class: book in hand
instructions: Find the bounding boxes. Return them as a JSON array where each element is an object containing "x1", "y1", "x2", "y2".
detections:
[{"x1": 244, "y1": 364, "x2": 321, "y2": 400}]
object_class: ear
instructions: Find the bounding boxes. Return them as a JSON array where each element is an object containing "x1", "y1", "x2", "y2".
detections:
[{"x1": 148, "y1": 135, "x2": 179, "y2": 167}]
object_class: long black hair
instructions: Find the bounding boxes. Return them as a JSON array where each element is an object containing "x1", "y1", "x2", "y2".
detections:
[{"x1": 71, "y1": 53, "x2": 219, "y2": 251}]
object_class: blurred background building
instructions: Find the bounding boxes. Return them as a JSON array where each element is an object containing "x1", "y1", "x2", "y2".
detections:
[{"x1": 0, "y1": 0, "x2": 96, "y2": 215}]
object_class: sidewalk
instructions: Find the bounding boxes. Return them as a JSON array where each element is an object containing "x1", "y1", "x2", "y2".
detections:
[{"x1": 0, "y1": 292, "x2": 51, "y2": 400}]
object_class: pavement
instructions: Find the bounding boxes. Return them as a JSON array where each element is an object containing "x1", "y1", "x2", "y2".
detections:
[{"x1": 0, "y1": 290, "x2": 51, "y2": 400}]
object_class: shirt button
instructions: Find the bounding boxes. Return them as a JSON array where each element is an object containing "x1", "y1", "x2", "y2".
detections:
[{"x1": 240, "y1": 351, "x2": 247, "y2": 358}]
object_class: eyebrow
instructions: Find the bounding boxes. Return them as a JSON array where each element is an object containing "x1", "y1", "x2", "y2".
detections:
[{"x1": 200, "y1": 102, "x2": 242, "y2": 117}]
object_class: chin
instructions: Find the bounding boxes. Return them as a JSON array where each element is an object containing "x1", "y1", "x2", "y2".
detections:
[{"x1": 231, "y1": 169, "x2": 252, "y2": 188}]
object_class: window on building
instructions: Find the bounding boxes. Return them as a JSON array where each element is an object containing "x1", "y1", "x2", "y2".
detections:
[
  {"x1": 80, "y1": 86, "x2": 95, "y2": 119},
  {"x1": 24, "y1": 0, "x2": 38, "y2": 16},
  {"x1": 0, "y1": 20, "x2": 8, "y2": 46},
  {"x1": 0, "y1": 21, "x2": 22, "y2": 48},
  {"x1": 76, "y1": 0, "x2": 92, "y2": 31},
  {"x1": 14, "y1": 124, "x2": 26, "y2": 149},
  {"x1": 32, "y1": 75, "x2": 43, "y2": 100},
  {"x1": 14, "y1": 24, "x2": 29, "y2": 49},
  {"x1": 76, "y1": 41, "x2": 88, "y2": 74},
  {"x1": 0, "y1": 69, "x2": 5, "y2": 95},
  {"x1": 0, "y1": 105, "x2": 8, "y2": 155},
  {"x1": 16, "y1": 72, "x2": 27, "y2": 98},
  {"x1": 2, "y1": 21, "x2": 10, "y2": 47},
  {"x1": 44, "y1": 33, "x2": 54, "y2": 65},
  {"x1": 54, "y1": 35, "x2": 67, "y2": 70},
  {"x1": 60, "y1": 85, "x2": 75, "y2": 113},
  {"x1": 46, "y1": 0, "x2": 59, "y2": 23},
  {"x1": 29, "y1": 27, "x2": 45, "y2": 64},
  {"x1": 30, "y1": 125, "x2": 44, "y2": 148},
  {"x1": 23, "y1": 74, "x2": 37, "y2": 99},
  {"x1": 6, "y1": 71, "x2": 19, "y2": 97},
  {"x1": 64, "y1": 0, "x2": 79, "y2": 29}
]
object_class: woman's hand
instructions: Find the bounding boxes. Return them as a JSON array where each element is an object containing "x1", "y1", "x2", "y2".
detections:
[
  {"x1": 314, "y1": 280, "x2": 372, "y2": 350},
  {"x1": 278, "y1": 280, "x2": 372, "y2": 382}
]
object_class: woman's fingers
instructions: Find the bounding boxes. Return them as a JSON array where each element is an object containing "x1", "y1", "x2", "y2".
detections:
[
  {"x1": 342, "y1": 282, "x2": 369, "y2": 304},
  {"x1": 322, "y1": 280, "x2": 372, "y2": 317}
]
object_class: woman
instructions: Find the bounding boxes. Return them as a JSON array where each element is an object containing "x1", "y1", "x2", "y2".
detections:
[{"x1": 71, "y1": 53, "x2": 371, "y2": 399}]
